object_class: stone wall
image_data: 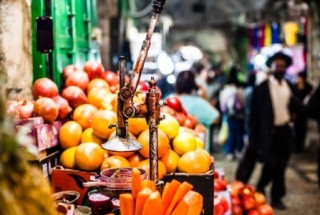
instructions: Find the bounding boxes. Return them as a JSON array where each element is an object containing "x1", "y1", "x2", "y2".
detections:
[{"x1": 0, "y1": 0, "x2": 32, "y2": 100}]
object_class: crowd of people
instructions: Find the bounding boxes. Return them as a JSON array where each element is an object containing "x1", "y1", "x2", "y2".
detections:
[{"x1": 158, "y1": 50, "x2": 320, "y2": 211}]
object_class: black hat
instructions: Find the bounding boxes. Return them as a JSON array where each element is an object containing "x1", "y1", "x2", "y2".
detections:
[{"x1": 266, "y1": 52, "x2": 293, "y2": 68}]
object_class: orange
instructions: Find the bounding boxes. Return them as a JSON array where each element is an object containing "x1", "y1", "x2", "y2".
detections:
[
  {"x1": 59, "y1": 121, "x2": 83, "y2": 149},
  {"x1": 137, "y1": 128, "x2": 170, "y2": 159},
  {"x1": 128, "y1": 117, "x2": 148, "y2": 136},
  {"x1": 60, "y1": 146, "x2": 78, "y2": 169},
  {"x1": 127, "y1": 153, "x2": 145, "y2": 167},
  {"x1": 87, "y1": 87, "x2": 111, "y2": 108},
  {"x1": 172, "y1": 131, "x2": 197, "y2": 156},
  {"x1": 195, "y1": 136, "x2": 205, "y2": 149},
  {"x1": 158, "y1": 113, "x2": 180, "y2": 139},
  {"x1": 87, "y1": 78, "x2": 110, "y2": 92},
  {"x1": 195, "y1": 148, "x2": 212, "y2": 166},
  {"x1": 101, "y1": 94, "x2": 118, "y2": 112},
  {"x1": 81, "y1": 127, "x2": 104, "y2": 144},
  {"x1": 73, "y1": 104, "x2": 98, "y2": 129},
  {"x1": 160, "y1": 149, "x2": 180, "y2": 174},
  {"x1": 177, "y1": 150, "x2": 211, "y2": 173},
  {"x1": 75, "y1": 142, "x2": 105, "y2": 171},
  {"x1": 91, "y1": 110, "x2": 117, "y2": 139},
  {"x1": 100, "y1": 155, "x2": 131, "y2": 171},
  {"x1": 138, "y1": 159, "x2": 167, "y2": 180}
]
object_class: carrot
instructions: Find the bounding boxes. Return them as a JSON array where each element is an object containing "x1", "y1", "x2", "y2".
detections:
[
  {"x1": 171, "y1": 199, "x2": 190, "y2": 215},
  {"x1": 184, "y1": 191, "x2": 203, "y2": 215},
  {"x1": 135, "y1": 188, "x2": 153, "y2": 215},
  {"x1": 142, "y1": 191, "x2": 162, "y2": 215},
  {"x1": 141, "y1": 180, "x2": 156, "y2": 191},
  {"x1": 163, "y1": 181, "x2": 193, "y2": 215},
  {"x1": 132, "y1": 167, "x2": 143, "y2": 199},
  {"x1": 161, "y1": 179, "x2": 181, "y2": 214},
  {"x1": 119, "y1": 193, "x2": 134, "y2": 215}
]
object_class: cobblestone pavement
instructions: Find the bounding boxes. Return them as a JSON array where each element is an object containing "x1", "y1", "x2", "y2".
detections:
[{"x1": 213, "y1": 122, "x2": 320, "y2": 215}]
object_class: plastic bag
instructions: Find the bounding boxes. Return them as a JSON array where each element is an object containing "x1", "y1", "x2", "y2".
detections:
[{"x1": 217, "y1": 117, "x2": 228, "y2": 145}]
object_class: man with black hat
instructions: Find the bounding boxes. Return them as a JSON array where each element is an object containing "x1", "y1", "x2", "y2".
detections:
[{"x1": 235, "y1": 51, "x2": 301, "y2": 210}]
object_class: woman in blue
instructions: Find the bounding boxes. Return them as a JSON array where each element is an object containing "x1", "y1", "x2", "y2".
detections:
[{"x1": 175, "y1": 70, "x2": 220, "y2": 153}]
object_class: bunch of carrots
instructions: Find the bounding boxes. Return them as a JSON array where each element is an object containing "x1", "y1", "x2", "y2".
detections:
[{"x1": 119, "y1": 167, "x2": 204, "y2": 215}]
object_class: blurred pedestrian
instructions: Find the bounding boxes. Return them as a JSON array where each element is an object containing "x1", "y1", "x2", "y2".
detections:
[
  {"x1": 175, "y1": 70, "x2": 220, "y2": 153},
  {"x1": 219, "y1": 65, "x2": 245, "y2": 160},
  {"x1": 305, "y1": 80, "x2": 320, "y2": 189},
  {"x1": 235, "y1": 52, "x2": 301, "y2": 210},
  {"x1": 292, "y1": 71, "x2": 313, "y2": 153}
]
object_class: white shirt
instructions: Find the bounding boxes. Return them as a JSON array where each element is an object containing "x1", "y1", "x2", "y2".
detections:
[{"x1": 268, "y1": 76, "x2": 291, "y2": 126}]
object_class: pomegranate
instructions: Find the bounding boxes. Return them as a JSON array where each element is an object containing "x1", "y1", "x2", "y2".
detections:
[
  {"x1": 83, "y1": 61, "x2": 105, "y2": 80},
  {"x1": 16, "y1": 100, "x2": 34, "y2": 119},
  {"x1": 183, "y1": 114, "x2": 198, "y2": 129},
  {"x1": 62, "y1": 64, "x2": 79, "y2": 80},
  {"x1": 53, "y1": 95, "x2": 72, "y2": 120},
  {"x1": 65, "y1": 70, "x2": 89, "y2": 91},
  {"x1": 6, "y1": 100, "x2": 20, "y2": 119},
  {"x1": 166, "y1": 95, "x2": 183, "y2": 112},
  {"x1": 32, "y1": 78, "x2": 59, "y2": 99},
  {"x1": 104, "y1": 70, "x2": 119, "y2": 87},
  {"x1": 62, "y1": 86, "x2": 87, "y2": 108},
  {"x1": 34, "y1": 97, "x2": 59, "y2": 123},
  {"x1": 257, "y1": 204, "x2": 274, "y2": 215}
]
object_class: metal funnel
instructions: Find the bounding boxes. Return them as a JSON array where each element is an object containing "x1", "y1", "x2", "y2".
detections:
[{"x1": 101, "y1": 135, "x2": 142, "y2": 152}]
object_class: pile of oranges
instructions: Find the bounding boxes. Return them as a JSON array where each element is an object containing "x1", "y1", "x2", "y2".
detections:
[{"x1": 58, "y1": 77, "x2": 212, "y2": 179}]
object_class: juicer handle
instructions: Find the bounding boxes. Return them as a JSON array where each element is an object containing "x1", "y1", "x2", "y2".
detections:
[{"x1": 153, "y1": 0, "x2": 167, "y2": 14}]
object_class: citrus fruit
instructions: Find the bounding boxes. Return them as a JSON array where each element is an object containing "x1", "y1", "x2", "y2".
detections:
[
  {"x1": 91, "y1": 110, "x2": 117, "y2": 139},
  {"x1": 59, "y1": 121, "x2": 83, "y2": 149},
  {"x1": 75, "y1": 142, "x2": 105, "y2": 171},
  {"x1": 138, "y1": 128, "x2": 170, "y2": 159},
  {"x1": 73, "y1": 104, "x2": 98, "y2": 129},
  {"x1": 87, "y1": 87, "x2": 111, "y2": 108},
  {"x1": 177, "y1": 150, "x2": 211, "y2": 173},
  {"x1": 101, "y1": 94, "x2": 118, "y2": 112},
  {"x1": 128, "y1": 117, "x2": 148, "y2": 136},
  {"x1": 100, "y1": 155, "x2": 131, "y2": 171},
  {"x1": 160, "y1": 149, "x2": 180, "y2": 174},
  {"x1": 195, "y1": 148, "x2": 212, "y2": 166},
  {"x1": 195, "y1": 136, "x2": 205, "y2": 149},
  {"x1": 81, "y1": 127, "x2": 104, "y2": 144},
  {"x1": 172, "y1": 132, "x2": 197, "y2": 155},
  {"x1": 87, "y1": 78, "x2": 110, "y2": 92},
  {"x1": 158, "y1": 113, "x2": 180, "y2": 139},
  {"x1": 60, "y1": 146, "x2": 78, "y2": 169},
  {"x1": 127, "y1": 153, "x2": 145, "y2": 167},
  {"x1": 138, "y1": 159, "x2": 167, "y2": 180}
]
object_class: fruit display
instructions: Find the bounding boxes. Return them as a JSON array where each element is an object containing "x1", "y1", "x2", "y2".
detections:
[
  {"x1": 40, "y1": 62, "x2": 214, "y2": 177},
  {"x1": 117, "y1": 167, "x2": 204, "y2": 215},
  {"x1": 213, "y1": 168, "x2": 274, "y2": 215}
]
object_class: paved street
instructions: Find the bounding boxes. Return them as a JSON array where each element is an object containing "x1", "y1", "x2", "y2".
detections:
[{"x1": 214, "y1": 121, "x2": 320, "y2": 215}]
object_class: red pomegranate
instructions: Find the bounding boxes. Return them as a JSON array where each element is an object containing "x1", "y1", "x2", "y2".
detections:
[
  {"x1": 53, "y1": 95, "x2": 72, "y2": 120},
  {"x1": 65, "y1": 70, "x2": 89, "y2": 91},
  {"x1": 62, "y1": 64, "x2": 79, "y2": 80},
  {"x1": 32, "y1": 78, "x2": 59, "y2": 99},
  {"x1": 33, "y1": 97, "x2": 59, "y2": 123},
  {"x1": 16, "y1": 100, "x2": 34, "y2": 119},
  {"x1": 61, "y1": 86, "x2": 87, "y2": 108}
]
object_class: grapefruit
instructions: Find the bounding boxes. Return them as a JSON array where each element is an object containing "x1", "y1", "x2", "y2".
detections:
[
  {"x1": 158, "y1": 112, "x2": 180, "y2": 139},
  {"x1": 100, "y1": 155, "x2": 131, "y2": 171},
  {"x1": 75, "y1": 142, "x2": 105, "y2": 171},
  {"x1": 91, "y1": 110, "x2": 117, "y2": 139},
  {"x1": 59, "y1": 121, "x2": 83, "y2": 149},
  {"x1": 138, "y1": 128, "x2": 170, "y2": 159},
  {"x1": 138, "y1": 159, "x2": 167, "y2": 180},
  {"x1": 177, "y1": 150, "x2": 211, "y2": 173},
  {"x1": 60, "y1": 146, "x2": 78, "y2": 169},
  {"x1": 160, "y1": 149, "x2": 180, "y2": 174},
  {"x1": 172, "y1": 132, "x2": 197, "y2": 155}
]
